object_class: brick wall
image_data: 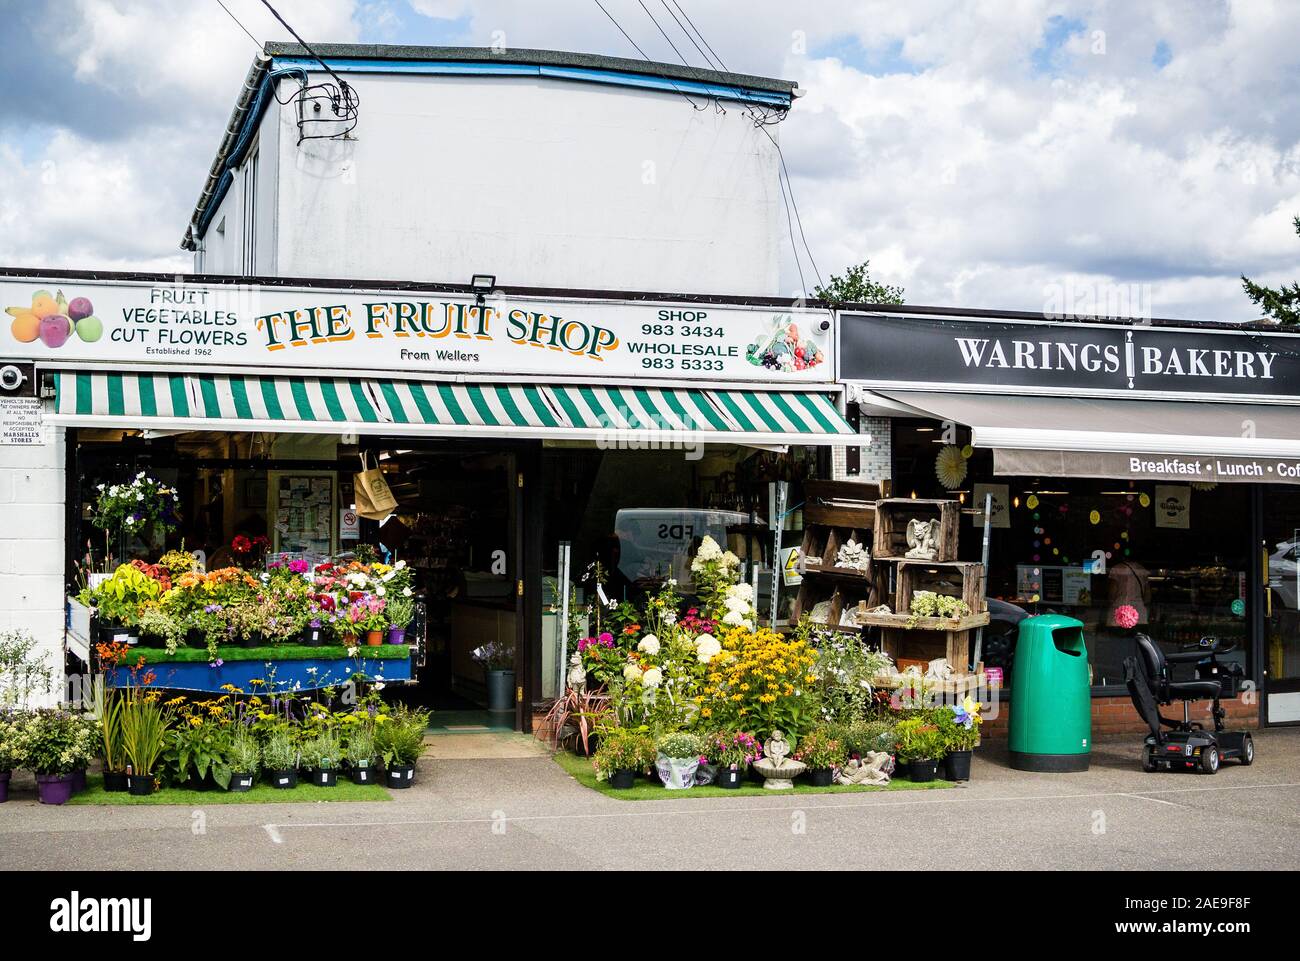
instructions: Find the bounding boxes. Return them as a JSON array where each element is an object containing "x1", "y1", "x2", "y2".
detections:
[
  {"x1": 980, "y1": 693, "x2": 1260, "y2": 740},
  {"x1": 0, "y1": 424, "x2": 67, "y2": 707},
  {"x1": 832, "y1": 412, "x2": 892, "y2": 484}
]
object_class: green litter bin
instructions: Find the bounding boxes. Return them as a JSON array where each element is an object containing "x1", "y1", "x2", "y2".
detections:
[{"x1": 1008, "y1": 614, "x2": 1092, "y2": 772}]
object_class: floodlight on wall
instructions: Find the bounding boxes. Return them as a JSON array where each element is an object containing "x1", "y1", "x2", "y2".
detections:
[{"x1": 470, "y1": 274, "x2": 496, "y2": 290}]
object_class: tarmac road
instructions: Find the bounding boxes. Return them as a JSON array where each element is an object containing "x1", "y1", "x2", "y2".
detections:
[{"x1": 3, "y1": 729, "x2": 1298, "y2": 871}]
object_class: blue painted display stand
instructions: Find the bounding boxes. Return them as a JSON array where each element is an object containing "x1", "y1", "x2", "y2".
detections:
[{"x1": 107, "y1": 655, "x2": 412, "y2": 693}]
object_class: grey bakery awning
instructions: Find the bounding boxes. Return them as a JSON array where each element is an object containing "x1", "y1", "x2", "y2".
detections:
[{"x1": 872, "y1": 390, "x2": 1300, "y2": 484}]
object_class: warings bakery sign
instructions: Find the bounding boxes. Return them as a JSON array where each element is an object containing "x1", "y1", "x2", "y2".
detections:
[{"x1": 841, "y1": 314, "x2": 1299, "y2": 399}]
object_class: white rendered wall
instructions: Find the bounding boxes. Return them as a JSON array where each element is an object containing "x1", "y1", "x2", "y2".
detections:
[
  {"x1": 268, "y1": 72, "x2": 782, "y2": 295},
  {"x1": 0, "y1": 424, "x2": 66, "y2": 707}
]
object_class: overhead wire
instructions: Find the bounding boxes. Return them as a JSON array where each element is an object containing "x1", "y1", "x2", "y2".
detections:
[
  {"x1": 669, "y1": 0, "x2": 730, "y2": 72},
  {"x1": 659, "y1": 0, "x2": 721, "y2": 71},
  {"x1": 214, "y1": 0, "x2": 261, "y2": 48},
  {"x1": 590, "y1": 0, "x2": 704, "y2": 109}
]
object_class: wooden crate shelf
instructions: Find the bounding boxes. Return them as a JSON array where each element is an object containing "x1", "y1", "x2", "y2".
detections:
[
  {"x1": 873, "y1": 499, "x2": 959, "y2": 562},
  {"x1": 855, "y1": 610, "x2": 991, "y2": 632},
  {"x1": 896, "y1": 560, "x2": 986, "y2": 615}
]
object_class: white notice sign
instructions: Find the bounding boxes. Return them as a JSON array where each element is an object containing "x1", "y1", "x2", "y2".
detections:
[{"x1": 0, "y1": 397, "x2": 42, "y2": 445}]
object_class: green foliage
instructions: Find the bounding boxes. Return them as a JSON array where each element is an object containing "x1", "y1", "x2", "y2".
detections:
[
  {"x1": 592, "y1": 727, "x2": 656, "y2": 780},
  {"x1": 908, "y1": 591, "x2": 971, "y2": 620},
  {"x1": 385, "y1": 594, "x2": 415, "y2": 630},
  {"x1": 1242, "y1": 216, "x2": 1300, "y2": 324},
  {"x1": 12, "y1": 709, "x2": 98, "y2": 776},
  {"x1": 119, "y1": 694, "x2": 172, "y2": 777},
  {"x1": 0, "y1": 629, "x2": 54, "y2": 708},
  {"x1": 299, "y1": 730, "x2": 343, "y2": 771},
  {"x1": 803, "y1": 624, "x2": 894, "y2": 725},
  {"x1": 0, "y1": 709, "x2": 26, "y2": 771},
  {"x1": 894, "y1": 715, "x2": 946, "y2": 761},
  {"x1": 374, "y1": 707, "x2": 429, "y2": 767},
  {"x1": 813, "y1": 260, "x2": 905, "y2": 305},
  {"x1": 137, "y1": 606, "x2": 187, "y2": 656},
  {"x1": 655, "y1": 731, "x2": 704, "y2": 760},
  {"x1": 228, "y1": 731, "x2": 261, "y2": 774},
  {"x1": 164, "y1": 716, "x2": 233, "y2": 789},
  {"x1": 794, "y1": 727, "x2": 846, "y2": 769},
  {"x1": 261, "y1": 730, "x2": 297, "y2": 771},
  {"x1": 830, "y1": 717, "x2": 896, "y2": 757},
  {"x1": 344, "y1": 726, "x2": 376, "y2": 767}
]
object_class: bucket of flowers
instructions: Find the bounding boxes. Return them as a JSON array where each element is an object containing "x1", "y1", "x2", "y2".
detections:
[{"x1": 654, "y1": 731, "x2": 705, "y2": 790}]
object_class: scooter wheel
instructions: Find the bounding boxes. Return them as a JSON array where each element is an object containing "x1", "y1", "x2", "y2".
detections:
[
  {"x1": 1141, "y1": 749, "x2": 1158, "y2": 773},
  {"x1": 1199, "y1": 745, "x2": 1220, "y2": 774},
  {"x1": 1239, "y1": 735, "x2": 1254, "y2": 766}
]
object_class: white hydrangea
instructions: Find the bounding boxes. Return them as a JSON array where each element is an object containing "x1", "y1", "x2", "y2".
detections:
[
  {"x1": 695, "y1": 536, "x2": 722, "y2": 562},
  {"x1": 637, "y1": 635, "x2": 661, "y2": 655},
  {"x1": 730, "y1": 583, "x2": 754, "y2": 603},
  {"x1": 721, "y1": 610, "x2": 747, "y2": 627},
  {"x1": 721, "y1": 550, "x2": 741, "y2": 569},
  {"x1": 641, "y1": 667, "x2": 663, "y2": 689},
  {"x1": 623, "y1": 664, "x2": 644, "y2": 683},
  {"x1": 694, "y1": 634, "x2": 722, "y2": 664}
]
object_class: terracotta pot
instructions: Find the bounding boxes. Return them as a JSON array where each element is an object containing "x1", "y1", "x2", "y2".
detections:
[
  {"x1": 365, "y1": 630, "x2": 383, "y2": 647},
  {"x1": 340, "y1": 633, "x2": 358, "y2": 646}
]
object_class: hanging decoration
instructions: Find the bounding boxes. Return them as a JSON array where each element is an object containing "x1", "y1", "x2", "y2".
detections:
[{"x1": 935, "y1": 444, "x2": 968, "y2": 488}]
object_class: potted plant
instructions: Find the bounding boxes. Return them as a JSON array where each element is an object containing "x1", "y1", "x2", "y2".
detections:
[
  {"x1": 385, "y1": 594, "x2": 414, "y2": 645},
  {"x1": 119, "y1": 691, "x2": 171, "y2": 796},
  {"x1": 354, "y1": 596, "x2": 387, "y2": 646},
  {"x1": 228, "y1": 602, "x2": 267, "y2": 649},
  {"x1": 937, "y1": 697, "x2": 982, "y2": 781},
  {"x1": 345, "y1": 727, "x2": 377, "y2": 784},
  {"x1": 81, "y1": 564, "x2": 161, "y2": 645},
  {"x1": 472, "y1": 640, "x2": 515, "y2": 712},
  {"x1": 795, "y1": 727, "x2": 846, "y2": 786},
  {"x1": 136, "y1": 605, "x2": 186, "y2": 653},
  {"x1": 262, "y1": 729, "x2": 298, "y2": 789},
  {"x1": 896, "y1": 719, "x2": 945, "y2": 782},
  {"x1": 705, "y1": 730, "x2": 763, "y2": 789},
  {"x1": 0, "y1": 709, "x2": 25, "y2": 803},
  {"x1": 20, "y1": 709, "x2": 96, "y2": 804},
  {"x1": 654, "y1": 731, "x2": 704, "y2": 789},
  {"x1": 592, "y1": 727, "x2": 655, "y2": 789},
  {"x1": 227, "y1": 732, "x2": 260, "y2": 792},
  {"x1": 163, "y1": 712, "x2": 233, "y2": 791},
  {"x1": 376, "y1": 707, "x2": 429, "y2": 788},
  {"x1": 89, "y1": 474, "x2": 179, "y2": 567},
  {"x1": 300, "y1": 731, "x2": 342, "y2": 787}
]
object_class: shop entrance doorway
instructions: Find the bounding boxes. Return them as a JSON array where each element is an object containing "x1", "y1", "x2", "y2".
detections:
[
  {"x1": 1264, "y1": 490, "x2": 1300, "y2": 725},
  {"x1": 372, "y1": 443, "x2": 523, "y2": 732}
]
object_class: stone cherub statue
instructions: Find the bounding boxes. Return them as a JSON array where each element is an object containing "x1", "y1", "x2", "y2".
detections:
[
  {"x1": 904, "y1": 517, "x2": 941, "y2": 560},
  {"x1": 753, "y1": 729, "x2": 807, "y2": 790}
]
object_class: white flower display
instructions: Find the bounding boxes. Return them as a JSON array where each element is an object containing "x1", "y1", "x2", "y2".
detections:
[
  {"x1": 637, "y1": 635, "x2": 661, "y2": 655},
  {"x1": 692, "y1": 535, "x2": 723, "y2": 566},
  {"x1": 721, "y1": 550, "x2": 741, "y2": 569},
  {"x1": 641, "y1": 667, "x2": 663, "y2": 689},
  {"x1": 731, "y1": 583, "x2": 754, "y2": 603},
  {"x1": 721, "y1": 610, "x2": 747, "y2": 627},
  {"x1": 694, "y1": 634, "x2": 722, "y2": 664},
  {"x1": 623, "y1": 664, "x2": 644, "y2": 683}
]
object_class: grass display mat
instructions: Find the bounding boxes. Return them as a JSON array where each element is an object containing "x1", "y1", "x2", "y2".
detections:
[
  {"x1": 127, "y1": 644, "x2": 410, "y2": 664},
  {"x1": 67, "y1": 774, "x2": 392, "y2": 805},
  {"x1": 553, "y1": 750, "x2": 956, "y2": 800}
]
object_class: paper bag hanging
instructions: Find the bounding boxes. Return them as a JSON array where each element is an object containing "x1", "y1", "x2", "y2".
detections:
[{"x1": 354, "y1": 453, "x2": 398, "y2": 520}]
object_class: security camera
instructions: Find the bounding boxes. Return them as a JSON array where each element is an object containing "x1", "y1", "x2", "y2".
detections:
[
  {"x1": 0, "y1": 365, "x2": 25, "y2": 391},
  {"x1": 818, "y1": 319, "x2": 832, "y2": 332}
]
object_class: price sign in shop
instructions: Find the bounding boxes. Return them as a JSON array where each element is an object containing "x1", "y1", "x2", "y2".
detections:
[{"x1": 0, "y1": 397, "x2": 43, "y2": 446}]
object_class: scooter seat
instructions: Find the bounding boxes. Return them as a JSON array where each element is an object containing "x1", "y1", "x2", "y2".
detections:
[{"x1": 1166, "y1": 680, "x2": 1223, "y2": 700}]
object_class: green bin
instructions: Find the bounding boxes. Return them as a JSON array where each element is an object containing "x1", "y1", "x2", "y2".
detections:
[{"x1": 1008, "y1": 614, "x2": 1091, "y2": 772}]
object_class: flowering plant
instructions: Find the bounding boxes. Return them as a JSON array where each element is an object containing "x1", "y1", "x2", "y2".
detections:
[
  {"x1": 700, "y1": 626, "x2": 817, "y2": 741},
  {"x1": 472, "y1": 640, "x2": 515, "y2": 671},
  {"x1": 591, "y1": 726, "x2": 656, "y2": 780},
  {"x1": 230, "y1": 534, "x2": 269, "y2": 565},
  {"x1": 655, "y1": 730, "x2": 704, "y2": 761},
  {"x1": 705, "y1": 730, "x2": 763, "y2": 769},
  {"x1": 936, "y1": 696, "x2": 983, "y2": 752},
  {"x1": 794, "y1": 727, "x2": 846, "y2": 770},
  {"x1": 1114, "y1": 604, "x2": 1140, "y2": 630},
  {"x1": 578, "y1": 631, "x2": 624, "y2": 687},
  {"x1": 689, "y1": 535, "x2": 744, "y2": 622},
  {"x1": 801, "y1": 620, "x2": 895, "y2": 725},
  {"x1": 14, "y1": 708, "x2": 98, "y2": 776},
  {"x1": 90, "y1": 472, "x2": 179, "y2": 549}
]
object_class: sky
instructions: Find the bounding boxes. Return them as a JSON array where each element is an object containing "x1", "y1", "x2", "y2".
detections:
[{"x1": 1, "y1": 0, "x2": 1298, "y2": 321}]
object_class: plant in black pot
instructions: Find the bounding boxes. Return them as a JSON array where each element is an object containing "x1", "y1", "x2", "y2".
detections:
[
  {"x1": 300, "y1": 731, "x2": 342, "y2": 787},
  {"x1": 472, "y1": 640, "x2": 516, "y2": 712},
  {"x1": 794, "y1": 727, "x2": 846, "y2": 787},
  {"x1": 119, "y1": 690, "x2": 172, "y2": 797},
  {"x1": 95, "y1": 684, "x2": 130, "y2": 792},
  {"x1": 262, "y1": 730, "x2": 299, "y2": 789},
  {"x1": 227, "y1": 732, "x2": 260, "y2": 792},
  {"x1": 705, "y1": 730, "x2": 763, "y2": 789},
  {"x1": 936, "y1": 697, "x2": 981, "y2": 781},
  {"x1": 376, "y1": 707, "x2": 429, "y2": 789},
  {"x1": 896, "y1": 719, "x2": 945, "y2": 783},
  {"x1": 592, "y1": 726, "x2": 655, "y2": 789},
  {"x1": 136, "y1": 606, "x2": 185, "y2": 653},
  {"x1": 162, "y1": 707, "x2": 233, "y2": 791},
  {"x1": 345, "y1": 727, "x2": 378, "y2": 784}
]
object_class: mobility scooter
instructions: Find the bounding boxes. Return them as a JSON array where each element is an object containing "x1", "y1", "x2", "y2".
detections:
[{"x1": 1123, "y1": 634, "x2": 1254, "y2": 774}]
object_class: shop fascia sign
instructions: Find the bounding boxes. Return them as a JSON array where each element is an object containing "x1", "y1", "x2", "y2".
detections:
[
  {"x1": 0, "y1": 275, "x2": 834, "y2": 385},
  {"x1": 841, "y1": 313, "x2": 1300, "y2": 401}
]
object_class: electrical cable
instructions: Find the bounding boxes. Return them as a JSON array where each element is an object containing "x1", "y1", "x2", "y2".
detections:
[
  {"x1": 760, "y1": 123, "x2": 825, "y2": 292},
  {"x1": 590, "y1": 0, "x2": 704, "y2": 110},
  {"x1": 214, "y1": 0, "x2": 260, "y2": 48},
  {"x1": 635, "y1": 0, "x2": 691, "y2": 67},
  {"x1": 777, "y1": 169, "x2": 807, "y2": 297},
  {"x1": 670, "y1": 0, "x2": 730, "y2": 72},
  {"x1": 659, "y1": 0, "x2": 720, "y2": 72},
  {"x1": 258, "y1": 0, "x2": 350, "y2": 100}
]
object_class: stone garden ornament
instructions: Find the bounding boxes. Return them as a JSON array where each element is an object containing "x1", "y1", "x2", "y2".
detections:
[
  {"x1": 753, "y1": 730, "x2": 807, "y2": 790},
  {"x1": 835, "y1": 752, "x2": 894, "y2": 786},
  {"x1": 904, "y1": 517, "x2": 941, "y2": 560}
]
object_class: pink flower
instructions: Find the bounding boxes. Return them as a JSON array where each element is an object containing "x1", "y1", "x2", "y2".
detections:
[{"x1": 1115, "y1": 604, "x2": 1140, "y2": 630}]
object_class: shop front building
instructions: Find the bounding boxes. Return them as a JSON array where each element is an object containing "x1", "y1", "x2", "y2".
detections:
[
  {"x1": 839, "y1": 307, "x2": 1300, "y2": 732},
  {"x1": 0, "y1": 269, "x2": 853, "y2": 728}
]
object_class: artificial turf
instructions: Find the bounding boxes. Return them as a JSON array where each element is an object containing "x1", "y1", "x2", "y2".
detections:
[
  {"x1": 66, "y1": 774, "x2": 391, "y2": 805},
  {"x1": 552, "y1": 750, "x2": 956, "y2": 800},
  {"x1": 126, "y1": 644, "x2": 410, "y2": 664}
]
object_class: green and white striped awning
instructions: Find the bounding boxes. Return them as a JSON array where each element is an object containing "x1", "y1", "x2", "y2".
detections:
[{"x1": 49, "y1": 372, "x2": 856, "y2": 445}]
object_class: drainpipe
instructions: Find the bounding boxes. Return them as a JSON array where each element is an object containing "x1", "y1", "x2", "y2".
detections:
[{"x1": 181, "y1": 51, "x2": 272, "y2": 251}]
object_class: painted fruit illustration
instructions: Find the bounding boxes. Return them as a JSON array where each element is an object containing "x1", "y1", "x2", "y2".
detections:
[
  {"x1": 39, "y1": 314, "x2": 72, "y2": 348},
  {"x1": 7, "y1": 288, "x2": 100, "y2": 346},
  {"x1": 75, "y1": 315, "x2": 103, "y2": 342},
  {"x1": 68, "y1": 296, "x2": 93, "y2": 321}
]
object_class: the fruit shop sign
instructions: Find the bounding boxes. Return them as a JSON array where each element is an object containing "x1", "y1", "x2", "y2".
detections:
[{"x1": 2, "y1": 277, "x2": 835, "y2": 384}]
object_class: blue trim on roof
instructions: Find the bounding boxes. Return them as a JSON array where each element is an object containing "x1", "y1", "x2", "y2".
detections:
[{"x1": 273, "y1": 55, "x2": 793, "y2": 107}]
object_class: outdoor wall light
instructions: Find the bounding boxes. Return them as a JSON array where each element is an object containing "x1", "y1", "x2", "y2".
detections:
[{"x1": 470, "y1": 273, "x2": 496, "y2": 289}]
